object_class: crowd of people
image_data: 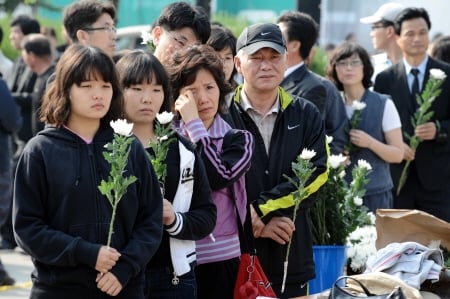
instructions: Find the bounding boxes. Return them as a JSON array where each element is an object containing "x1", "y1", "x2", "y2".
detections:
[{"x1": 0, "y1": 0, "x2": 449, "y2": 298}]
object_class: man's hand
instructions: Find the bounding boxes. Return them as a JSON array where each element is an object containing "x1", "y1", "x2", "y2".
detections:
[
  {"x1": 259, "y1": 217, "x2": 295, "y2": 245},
  {"x1": 96, "y1": 272, "x2": 123, "y2": 296},
  {"x1": 95, "y1": 246, "x2": 121, "y2": 273},
  {"x1": 415, "y1": 122, "x2": 437, "y2": 141}
]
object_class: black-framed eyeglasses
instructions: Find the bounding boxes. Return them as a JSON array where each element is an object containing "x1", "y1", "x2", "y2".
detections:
[
  {"x1": 336, "y1": 60, "x2": 363, "y2": 68},
  {"x1": 164, "y1": 30, "x2": 187, "y2": 47},
  {"x1": 83, "y1": 26, "x2": 117, "y2": 34},
  {"x1": 371, "y1": 25, "x2": 388, "y2": 30}
]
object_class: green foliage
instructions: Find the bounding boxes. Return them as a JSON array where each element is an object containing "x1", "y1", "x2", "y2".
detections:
[
  {"x1": 98, "y1": 133, "x2": 137, "y2": 247},
  {"x1": 0, "y1": 14, "x2": 63, "y2": 60},
  {"x1": 309, "y1": 46, "x2": 328, "y2": 77},
  {"x1": 148, "y1": 120, "x2": 176, "y2": 185},
  {"x1": 212, "y1": 11, "x2": 249, "y2": 39},
  {"x1": 311, "y1": 158, "x2": 372, "y2": 245}
]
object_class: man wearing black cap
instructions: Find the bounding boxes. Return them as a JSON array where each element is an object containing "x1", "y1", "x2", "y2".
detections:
[{"x1": 227, "y1": 23, "x2": 328, "y2": 298}]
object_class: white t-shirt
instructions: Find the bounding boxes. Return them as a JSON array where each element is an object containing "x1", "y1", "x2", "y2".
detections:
[{"x1": 345, "y1": 98, "x2": 401, "y2": 132}]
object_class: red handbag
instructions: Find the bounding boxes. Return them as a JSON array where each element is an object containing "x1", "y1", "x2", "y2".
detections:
[{"x1": 234, "y1": 252, "x2": 277, "y2": 299}]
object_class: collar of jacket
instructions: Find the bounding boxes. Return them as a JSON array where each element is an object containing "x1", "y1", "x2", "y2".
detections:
[{"x1": 232, "y1": 84, "x2": 293, "y2": 110}]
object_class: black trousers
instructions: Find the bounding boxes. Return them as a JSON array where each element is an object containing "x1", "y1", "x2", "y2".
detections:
[
  {"x1": 195, "y1": 257, "x2": 239, "y2": 299},
  {"x1": 394, "y1": 166, "x2": 450, "y2": 222}
]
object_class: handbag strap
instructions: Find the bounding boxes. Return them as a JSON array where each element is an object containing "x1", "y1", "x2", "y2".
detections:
[
  {"x1": 334, "y1": 276, "x2": 375, "y2": 296},
  {"x1": 229, "y1": 185, "x2": 256, "y2": 255}
]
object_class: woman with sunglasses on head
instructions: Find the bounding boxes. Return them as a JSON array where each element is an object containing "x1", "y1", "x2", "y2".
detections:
[
  {"x1": 116, "y1": 49, "x2": 216, "y2": 299},
  {"x1": 327, "y1": 42, "x2": 404, "y2": 213},
  {"x1": 13, "y1": 44, "x2": 163, "y2": 299}
]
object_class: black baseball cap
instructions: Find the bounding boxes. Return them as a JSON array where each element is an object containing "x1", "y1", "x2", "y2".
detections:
[{"x1": 236, "y1": 23, "x2": 286, "y2": 55}]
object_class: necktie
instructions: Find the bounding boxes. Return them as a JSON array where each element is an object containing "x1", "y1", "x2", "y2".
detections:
[{"x1": 411, "y1": 68, "x2": 420, "y2": 97}]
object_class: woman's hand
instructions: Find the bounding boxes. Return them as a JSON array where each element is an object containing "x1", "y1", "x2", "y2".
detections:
[
  {"x1": 174, "y1": 90, "x2": 199, "y2": 123},
  {"x1": 162, "y1": 199, "x2": 176, "y2": 226},
  {"x1": 349, "y1": 129, "x2": 373, "y2": 149},
  {"x1": 96, "y1": 272, "x2": 123, "y2": 296},
  {"x1": 95, "y1": 246, "x2": 121, "y2": 273}
]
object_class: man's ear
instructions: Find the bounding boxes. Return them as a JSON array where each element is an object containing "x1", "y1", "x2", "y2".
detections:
[
  {"x1": 234, "y1": 55, "x2": 242, "y2": 74},
  {"x1": 152, "y1": 26, "x2": 163, "y2": 46},
  {"x1": 76, "y1": 29, "x2": 89, "y2": 44},
  {"x1": 386, "y1": 26, "x2": 396, "y2": 38}
]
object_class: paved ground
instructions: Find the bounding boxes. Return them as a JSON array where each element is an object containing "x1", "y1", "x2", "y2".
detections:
[{"x1": 0, "y1": 248, "x2": 32, "y2": 298}]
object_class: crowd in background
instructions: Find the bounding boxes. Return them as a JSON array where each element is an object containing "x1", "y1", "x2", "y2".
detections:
[{"x1": 0, "y1": 1, "x2": 449, "y2": 298}]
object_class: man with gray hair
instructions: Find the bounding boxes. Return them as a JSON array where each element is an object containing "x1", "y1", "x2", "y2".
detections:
[{"x1": 227, "y1": 23, "x2": 328, "y2": 297}]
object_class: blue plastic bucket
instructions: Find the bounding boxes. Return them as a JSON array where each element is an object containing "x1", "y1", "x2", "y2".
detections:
[{"x1": 309, "y1": 245, "x2": 347, "y2": 294}]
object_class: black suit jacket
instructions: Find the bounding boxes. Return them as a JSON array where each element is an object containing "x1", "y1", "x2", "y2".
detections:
[
  {"x1": 374, "y1": 57, "x2": 450, "y2": 191},
  {"x1": 281, "y1": 64, "x2": 327, "y2": 114}
]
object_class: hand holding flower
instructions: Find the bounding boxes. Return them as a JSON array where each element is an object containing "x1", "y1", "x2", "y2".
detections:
[
  {"x1": 415, "y1": 121, "x2": 437, "y2": 140},
  {"x1": 95, "y1": 246, "x2": 121, "y2": 273},
  {"x1": 259, "y1": 217, "x2": 295, "y2": 245}
]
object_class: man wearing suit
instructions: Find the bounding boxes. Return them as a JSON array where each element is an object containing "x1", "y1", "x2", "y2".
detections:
[
  {"x1": 1, "y1": 15, "x2": 40, "y2": 250},
  {"x1": 277, "y1": 11, "x2": 327, "y2": 114},
  {"x1": 277, "y1": 11, "x2": 348, "y2": 154},
  {"x1": 374, "y1": 7, "x2": 450, "y2": 222}
]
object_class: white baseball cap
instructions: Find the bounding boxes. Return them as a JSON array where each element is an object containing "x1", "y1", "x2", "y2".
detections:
[{"x1": 360, "y1": 3, "x2": 405, "y2": 24}]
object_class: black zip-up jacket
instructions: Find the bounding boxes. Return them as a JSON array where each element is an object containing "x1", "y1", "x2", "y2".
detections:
[
  {"x1": 226, "y1": 86, "x2": 328, "y2": 287},
  {"x1": 13, "y1": 125, "x2": 163, "y2": 298},
  {"x1": 147, "y1": 133, "x2": 216, "y2": 269}
]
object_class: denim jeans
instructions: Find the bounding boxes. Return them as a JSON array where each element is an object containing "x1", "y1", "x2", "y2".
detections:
[{"x1": 145, "y1": 267, "x2": 196, "y2": 299}]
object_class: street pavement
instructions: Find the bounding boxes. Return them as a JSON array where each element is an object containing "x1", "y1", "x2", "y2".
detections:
[{"x1": 0, "y1": 248, "x2": 32, "y2": 298}]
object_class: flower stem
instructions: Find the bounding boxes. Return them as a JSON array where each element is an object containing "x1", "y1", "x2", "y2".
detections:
[
  {"x1": 106, "y1": 202, "x2": 118, "y2": 247},
  {"x1": 396, "y1": 160, "x2": 411, "y2": 196}
]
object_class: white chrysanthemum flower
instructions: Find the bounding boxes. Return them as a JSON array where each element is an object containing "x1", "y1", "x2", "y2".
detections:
[
  {"x1": 430, "y1": 68, "x2": 447, "y2": 80},
  {"x1": 300, "y1": 148, "x2": 316, "y2": 160},
  {"x1": 110, "y1": 119, "x2": 133, "y2": 136},
  {"x1": 329, "y1": 154, "x2": 346, "y2": 169},
  {"x1": 346, "y1": 225, "x2": 377, "y2": 272},
  {"x1": 368, "y1": 212, "x2": 376, "y2": 225},
  {"x1": 352, "y1": 101, "x2": 366, "y2": 111},
  {"x1": 141, "y1": 30, "x2": 152, "y2": 45},
  {"x1": 338, "y1": 170, "x2": 346, "y2": 179},
  {"x1": 326, "y1": 135, "x2": 333, "y2": 144},
  {"x1": 357, "y1": 159, "x2": 372, "y2": 171},
  {"x1": 156, "y1": 111, "x2": 174, "y2": 124},
  {"x1": 158, "y1": 135, "x2": 168, "y2": 142},
  {"x1": 353, "y1": 196, "x2": 363, "y2": 206}
]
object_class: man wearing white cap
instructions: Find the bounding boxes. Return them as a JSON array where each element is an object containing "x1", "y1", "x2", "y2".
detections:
[
  {"x1": 227, "y1": 23, "x2": 328, "y2": 297},
  {"x1": 360, "y1": 3, "x2": 406, "y2": 79}
]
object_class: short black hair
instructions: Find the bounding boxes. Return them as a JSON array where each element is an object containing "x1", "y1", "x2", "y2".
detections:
[
  {"x1": 166, "y1": 45, "x2": 232, "y2": 113},
  {"x1": 327, "y1": 42, "x2": 373, "y2": 91},
  {"x1": 21, "y1": 34, "x2": 52, "y2": 58},
  {"x1": 207, "y1": 24, "x2": 237, "y2": 87},
  {"x1": 10, "y1": 15, "x2": 40, "y2": 35},
  {"x1": 431, "y1": 35, "x2": 450, "y2": 64},
  {"x1": 116, "y1": 50, "x2": 171, "y2": 114},
  {"x1": 155, "y1": 2, "x2": 210, "y2": 44},
  {"x1": 63, "y1": 0, "x2": 116, "y2": 43},
  {"x1": 277, "y1": 11, "x2": 318, "y2": 59},
  {"x1": 394, "y1": 7, "x2": 431, "y2": 36}
]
